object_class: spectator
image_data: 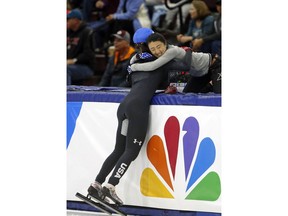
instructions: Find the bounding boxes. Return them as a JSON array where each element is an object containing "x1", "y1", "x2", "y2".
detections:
[
  {"x1": 145, "y1": 0, "x2": 164, "y2": 22},
  {"x1": 98, "y1": 30, "x2": 135, "y2": 87},
  {"x1": 129, "y1": 31, "x2": 193, "y2": 87},
  {"x1": 93, "y1": 0, "x2": 151, "y2": 51},
  {"x1": 107, "y1": 0, "x2": 151, "y2": 34},
  {"x1": 130, "y1": 32, "x2": 221, "y2": 93},
  {"x1": 67, "y1": 9, "x2": 96, "y2": 85},
  {"x1": 192, "y1": 0, "x2": 221, "y2": 56},
  {"x1": 183, "y1": 52, "x2": 221, "y2": 94},
  {"x1": 176, "y1": 0, "x2": 215, "y2": 53},
  {"x1": 159, "y1": 0, "x2": 191, "y2": 33}
]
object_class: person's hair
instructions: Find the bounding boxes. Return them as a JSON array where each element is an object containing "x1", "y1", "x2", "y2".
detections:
[
  {"x1": 192, "y1": 0, "x2": 211, "y2": 20},
  {"x1": 146, "y1": 33, "x2": 167, "y2": 47},
  {"x1": 135, "y1": 42, "x2": 150, "y2": 53}
]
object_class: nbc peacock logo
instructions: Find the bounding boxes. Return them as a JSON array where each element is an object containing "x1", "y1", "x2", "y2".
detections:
[{"x1": 140, "y1": 116, "x2": 221, "y2": 201}]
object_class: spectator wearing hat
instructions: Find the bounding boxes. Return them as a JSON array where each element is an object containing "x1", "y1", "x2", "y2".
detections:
[
  {"x1": 67, "y1": 9, "x2": 96, "y2": 85},
  {"x1": 98, "y1": 30, "x2": 135, "y2": 87}
]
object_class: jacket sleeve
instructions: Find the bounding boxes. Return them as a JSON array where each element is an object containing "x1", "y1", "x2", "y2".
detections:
[
  {"x1": 114, "y1": 0, "x2": 143, "y2": 20},
  {"x1": 202, "y1": 14, "x2": 221, "y2": 42},
  {"x1": 129, "y1": 54, "x2": 138, "y2": 64},
  {"x1": 164, "y1": 49, "x2": 192, "y2": 71},
  {"x1": 130, "y1": 46, "x2": 186, "y2": 72},
  {"x1": 199, "y1": 15, "x2": 215, "y2": 38}
]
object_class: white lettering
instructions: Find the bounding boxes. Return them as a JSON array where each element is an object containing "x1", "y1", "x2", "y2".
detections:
[{"x1": 114, "y1": 163, "x2": 128, "y2": 178}]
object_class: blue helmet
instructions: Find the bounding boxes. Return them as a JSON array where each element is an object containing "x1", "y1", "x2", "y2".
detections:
[{"x1": 133, "y1": 28, "x2": 154, "y2": 44}]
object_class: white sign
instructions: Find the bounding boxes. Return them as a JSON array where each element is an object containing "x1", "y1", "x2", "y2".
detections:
[{"x1": 67, "y1": 102, "x2": 221, "y2": 213}]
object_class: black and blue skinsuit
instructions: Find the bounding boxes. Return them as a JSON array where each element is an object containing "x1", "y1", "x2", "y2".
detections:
[{"x1": 95, "y1": 50, "x2": 191, "y2": 186}]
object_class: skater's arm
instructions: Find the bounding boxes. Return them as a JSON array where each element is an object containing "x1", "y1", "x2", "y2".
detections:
[
  {"x1": 129, "y1": 54, "x2": 137, "y2": 64},
  {"x1": 165, "y1": 49, "x2": 192, "y2": 71},
  {"x1": 130, "y1": 46, "x2": 186, "y2": 72}
]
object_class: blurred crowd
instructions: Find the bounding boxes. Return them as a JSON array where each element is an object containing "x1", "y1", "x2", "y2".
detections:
[{"x1": 67, "y1": 0, "x2": 221, "y2": 93}]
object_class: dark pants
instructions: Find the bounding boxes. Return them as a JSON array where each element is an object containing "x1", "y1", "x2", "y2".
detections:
[
  {"x1": 183, "y1": 55, "x2": 221, "y2": 94},
  {"x1": 211, "y1": 40, "x2": 221, "y2": 57},
  {"x1": 67, "y1": 64, "x2": 94, "y2": 85},
  {"x1": 95, "y1": 69, "x2": 166, "y2": 186}
]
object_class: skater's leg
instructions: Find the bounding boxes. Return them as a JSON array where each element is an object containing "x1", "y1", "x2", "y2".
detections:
[
  {"x1": 95, "y1": 103, "x2": 127, "y2": 184},
  {"x1": 101, "y1": 99, "x2": 150, "y2": 204},
  {"x1": 88, "y1": 103, "x2": 127, "y2": 199},
  {"x1": 107, "y1": 98, "x2": 150, "y2": 186},
  {"x1": 100, "y1": 72, "x2": 164, "y2": 204}
]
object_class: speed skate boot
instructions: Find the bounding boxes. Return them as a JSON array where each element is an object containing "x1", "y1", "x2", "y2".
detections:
[
  {"x1": 101, "y1": 185, "x2": 123, "y2": 205},
  {"x1": 87, "y1": 181, "x2": 109, "y2": 202}
]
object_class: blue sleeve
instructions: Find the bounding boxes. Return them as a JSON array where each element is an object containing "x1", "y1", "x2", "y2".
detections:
[
  {"x1": 185, "y1": 20, "x2": 194, "y2": 36},
  {"x1": 200, "y1": 15, "x2": 215, "y2": 37},
  {"x1": 114, "y1": 0, "x2": 143, "y2": 20}
]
